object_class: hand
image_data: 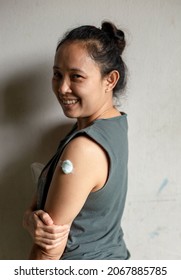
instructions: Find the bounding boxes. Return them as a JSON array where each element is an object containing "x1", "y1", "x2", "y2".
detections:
[{"x1": 23, "y1": 209, "x2": 70, "y2": 250}]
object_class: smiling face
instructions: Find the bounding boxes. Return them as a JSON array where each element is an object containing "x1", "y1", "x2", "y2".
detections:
[{"x1": 52, "y1": 41, "x2": 114, "y2": 128}]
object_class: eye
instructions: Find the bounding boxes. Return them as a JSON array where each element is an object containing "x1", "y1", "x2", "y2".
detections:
[
  {"x1": 71, "y1": 74, "x2": 83, "y2": 80},
  {"x1": 53, "y1": 71, "x2": 62, "y2": 80}
]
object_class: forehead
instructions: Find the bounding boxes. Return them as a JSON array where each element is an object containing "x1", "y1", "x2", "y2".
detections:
[{"x1": 54, "y1": 42, "x2": 99, "y2": 71}]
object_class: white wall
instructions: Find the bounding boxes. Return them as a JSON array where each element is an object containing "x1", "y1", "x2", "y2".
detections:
[{"x1": 0, "y1": 0, "x2": 180, "y2": 259}]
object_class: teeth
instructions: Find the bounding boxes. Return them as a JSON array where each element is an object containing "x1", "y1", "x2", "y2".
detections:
[{"x1": 62, "y1": 99, "x2": 79, "y2": 105}]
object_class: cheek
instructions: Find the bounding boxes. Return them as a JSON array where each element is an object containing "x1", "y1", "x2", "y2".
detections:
[{"x1": 52, "y1": 79, "x2": 58, "y2": 95}]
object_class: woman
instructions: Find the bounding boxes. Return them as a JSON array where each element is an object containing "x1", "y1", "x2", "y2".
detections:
[{"x1": 23, "y1": 21, "x2": 130, "y2": 260}]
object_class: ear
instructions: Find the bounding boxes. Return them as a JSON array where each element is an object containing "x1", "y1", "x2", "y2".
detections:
[{"x1": 105, "y1": 70, "x2": 120, "y2": 92}]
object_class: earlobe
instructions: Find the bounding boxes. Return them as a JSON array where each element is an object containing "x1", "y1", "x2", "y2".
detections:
[{"x1": 106, "y1": 70, "x2": 120, "y2": 92}]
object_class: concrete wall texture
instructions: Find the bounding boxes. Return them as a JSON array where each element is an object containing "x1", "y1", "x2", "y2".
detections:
[{"x1": 0, "y1": 0, "x2": 181, "y2": 259}]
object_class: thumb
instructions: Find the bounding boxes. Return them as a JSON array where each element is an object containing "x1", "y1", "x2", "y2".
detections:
[{"x1": 34, "y1": 210, "x2": 54, "y2": 226}]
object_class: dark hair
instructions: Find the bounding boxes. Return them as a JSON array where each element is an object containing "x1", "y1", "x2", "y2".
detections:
[{"x1": 56, "y1": 21, "x2": 127, "y2": 96}]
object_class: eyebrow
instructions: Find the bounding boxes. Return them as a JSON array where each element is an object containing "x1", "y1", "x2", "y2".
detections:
[{"x1": 53, "y1": 66, "x2": 86, "y2": 74}]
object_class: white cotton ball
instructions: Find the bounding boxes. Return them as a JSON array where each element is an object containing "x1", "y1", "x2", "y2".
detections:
[{"x1": 61, "y1": 160, "x2": 74, "y2": 174}]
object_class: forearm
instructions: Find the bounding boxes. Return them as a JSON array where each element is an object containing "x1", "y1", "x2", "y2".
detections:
[
  {"x1": 29, "y1": 238, "x2": 68, "y2": 260},
  {"x1": 29, "y1": 244, "x2": 51, "y2": 260},
  {"x1": 23, "y1": 208, "x2": 33, "y2": 230},
  {"x1": 23, "y1": 194, "x2": 37, "y2": 231}
]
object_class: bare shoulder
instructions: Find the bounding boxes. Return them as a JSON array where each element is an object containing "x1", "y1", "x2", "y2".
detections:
[{"x1": 63, "y1": 135, "x2": 107, "y2": 160}]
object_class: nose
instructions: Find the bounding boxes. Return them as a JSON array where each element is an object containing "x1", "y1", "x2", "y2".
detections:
[{"x1": 58, "y1": 77, "x2": 72, "y2": 95}]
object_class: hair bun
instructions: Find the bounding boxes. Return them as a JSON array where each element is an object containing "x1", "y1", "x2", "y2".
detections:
[{"x1": 101, "y1": 21, "x2": 125, "y2": 55}]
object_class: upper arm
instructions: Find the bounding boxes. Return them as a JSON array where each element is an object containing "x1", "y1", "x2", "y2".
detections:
[{"x1": 44, "y1": 136, "x2": 108, "y2": 225}]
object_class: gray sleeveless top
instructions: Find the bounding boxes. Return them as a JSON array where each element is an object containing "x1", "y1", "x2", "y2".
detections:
[{"x1": 37, "y1": 113, "x2": 129, "y2": 259}]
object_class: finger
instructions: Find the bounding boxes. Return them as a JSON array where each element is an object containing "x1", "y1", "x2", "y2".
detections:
[
  {"x1": 43, "y1": 224, "x2": 70, "y2": 234},
  {"x1": 35, "y1": 235, "x2": 67, "y2": 250},
  {"x1": 34, "y1": 210, "x2": 54, "y2": 226},
  {"x1": 33, "y1": 223, "x2": 70, "y2": 237},
  {"x1": 35, "y1": 234, "x2": 66, "y2": 246},
  {"x1": 35, "y1": 227, "x2": 69, "y2": 240}
]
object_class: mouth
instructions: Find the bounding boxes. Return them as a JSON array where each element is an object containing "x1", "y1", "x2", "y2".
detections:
[{"x1": 62, "y1": 99, "x2": 79, "y2": 105}]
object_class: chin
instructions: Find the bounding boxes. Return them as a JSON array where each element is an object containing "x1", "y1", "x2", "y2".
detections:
[{"x1": 63, "y1": 111, "x2": 78, "y2": 119}]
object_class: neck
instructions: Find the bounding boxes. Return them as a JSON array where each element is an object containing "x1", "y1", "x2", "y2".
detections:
[{"x1": 77, "y1": 106, "x2": 119, "y2": 130}]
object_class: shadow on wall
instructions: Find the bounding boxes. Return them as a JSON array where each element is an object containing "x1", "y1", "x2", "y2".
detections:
[{"x1": 0, "y1": 63, "x2": 73, "y2": 259}]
